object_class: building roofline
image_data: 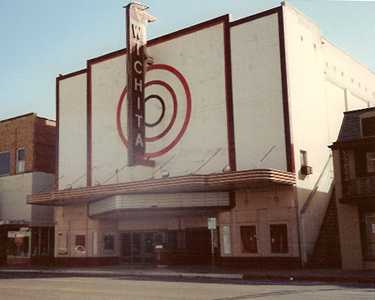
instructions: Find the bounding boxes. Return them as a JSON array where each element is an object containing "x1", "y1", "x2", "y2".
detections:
[
  {"x1": 57, "y1": 68, "x2": 87, "y2": 81},
  {"x1": 321, "y1": 38, "x2": 375, "y2": 77},
  {"x1": 283, "y1": 0, "x2": 375, "y2": 76},
  {"x1": 343, "y1": 106, "x2": 375, "y2": 115},
  {"x1": 0, "y1": 112, "x2": 36, "y2": 123},
  {"x1": 36, "y1": 116, "x2": 56, "y2": 123},
  {"x1": 0, "y1": 113, "x2": 55, "y2": 124}
]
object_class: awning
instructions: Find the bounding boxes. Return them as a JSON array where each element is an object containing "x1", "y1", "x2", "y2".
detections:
[{"x1": 27, "y1": 169, "x2": 295, "y2": 206}]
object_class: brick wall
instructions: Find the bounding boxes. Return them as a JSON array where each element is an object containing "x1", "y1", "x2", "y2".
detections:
[
  {"x1": 0, "y1": 113, "x2": 56, "y2": 175},
  {"x1": 34, "y1": 117, "x2": 56, "y2": 174}
]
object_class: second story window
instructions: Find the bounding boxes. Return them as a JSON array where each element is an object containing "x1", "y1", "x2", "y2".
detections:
[
  {"x1": 362, "y1": 116, "x2": 375, "y2": 137},
  {"x1": 16, "y1": 148, "x2": 25, "y2": 173},
  {"x1": 367, "y1": 152, "x2": 375, "y2": 173},
  {"x1": 0, "y1": 152, "x2": 10, "y2": 176}
]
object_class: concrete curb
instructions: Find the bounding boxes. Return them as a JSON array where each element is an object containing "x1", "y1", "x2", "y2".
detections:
[
  {"x1": 242, "y1": 274, "x2": 375, "y2": 284},
  {"x1": 0, "y1": 269, "x2": 243, "y2": 280},
  {"x1": 1, "y1": 269, "x2": 375, "y2": 284}
]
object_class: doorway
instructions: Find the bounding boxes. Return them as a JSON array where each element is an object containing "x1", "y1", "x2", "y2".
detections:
[{"x1": 121, "y1": 231, "x2": 166, "y2": 263}]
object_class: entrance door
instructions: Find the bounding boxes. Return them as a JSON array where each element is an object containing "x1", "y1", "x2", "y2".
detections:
[
  {"x1": 132, "y1": 233, "x2": 142, "y2": 263},
  {"x1": 143, "y1": 232, "x2": 155, "y2": 263},
  {"x1": 121, "y1": 231, "x2": 165, "y2": 264}
]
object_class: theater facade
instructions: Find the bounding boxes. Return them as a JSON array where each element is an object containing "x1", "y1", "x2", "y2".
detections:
[{"x1": 29, "y1": 3, "x2": 375, "y2": 268}]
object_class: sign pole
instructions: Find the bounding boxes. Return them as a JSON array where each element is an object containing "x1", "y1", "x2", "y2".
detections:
[{"x1": 210, "y1": 228, "x2": 215, "y2": 267}]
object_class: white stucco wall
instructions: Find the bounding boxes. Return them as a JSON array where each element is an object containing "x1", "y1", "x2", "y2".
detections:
[
  {"x1": 283, "y1": 3, "x2": 375, "y2": 262},
  {"x1": 58, "y1": 73, "x2": 87, "y2": 190},
  {"x1": 31, "y1": 172, "x2": 55, "y2": 226},
  {"x1": 0, "y1": 172, "x2": 54, "y2": 225},
  {"x1": 90, "y1": 22, "x2": 228, "y2": 185},
  {"x1": 218, "y1": 187, "x2": 299, "y2": 258},
  {"x1": 231, "y1": 12, "x2": 287, "y2": 171},
  {"x1": 0, "y1": 173, "x2": 33, "y2": 222}
]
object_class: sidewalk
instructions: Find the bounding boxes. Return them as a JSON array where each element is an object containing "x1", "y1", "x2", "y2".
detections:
[{"x1": 0, "y1": 264, "x2": 375, "y2": 284}]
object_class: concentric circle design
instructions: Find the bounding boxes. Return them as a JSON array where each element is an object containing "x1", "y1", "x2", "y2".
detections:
[
  {"x1": 116, "y1": 64, "x2": 192, "y2": 159},
  {"x1": 144, "y1": 94, "x2": 165, "y2": 128}
]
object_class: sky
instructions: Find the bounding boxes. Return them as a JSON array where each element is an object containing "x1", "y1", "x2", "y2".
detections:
[{"x1": 0, "y1": 0, "x2": 374, "y2": 121}]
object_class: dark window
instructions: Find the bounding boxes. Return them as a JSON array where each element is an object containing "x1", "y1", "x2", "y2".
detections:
[
  {"x1": 240, "y1": 226, "x2": 257, "y2": 253},
  {"x1": 270, "y1": 224, "x2": 288, "y2": 253},
  {"x1": 362, "y1": 117, "x2": 375, "y2": 137},
  {"x1": 0, "y1": 152, "x2": 10, "y2": 175},
  {"x1": 104, "y1": 234, "x2": 115, "y2": 251},
  {"x1": 75, "y1": 235, "x2": 85, "y2": 247},
  {"x1": 16, "y1": 148, "x2": 25, "y2": 173},
  {"x1": 300, "y1": 150, "x2": 308, "y2": 166},
  {"x1": 367, "y1": 152, "x2": 375, "y2": 173},
  {"x1": 355, "y1": 150, "x2": 375, "y2": 177},
  {"x1": 17, "y1": 148, "x2": 25, "y2": 161},
  {"x1": 167, "y1": 231, "x2": 178, "y2": 251},
  {"x1": 363, "y1": 214, "x2": 375, "y2": 259},
  {"x1": 185, "y1": 228, "x2": 210, "y2": 254}
]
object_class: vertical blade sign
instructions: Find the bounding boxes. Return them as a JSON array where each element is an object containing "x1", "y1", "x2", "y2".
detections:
[{"x1": 126, "y1": 3, "x2": 155, "y2": 166}]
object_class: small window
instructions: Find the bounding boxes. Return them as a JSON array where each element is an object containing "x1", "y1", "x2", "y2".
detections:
[
  {"x1": 222, "y1": 225, "x2": 232, "y2": 255},
  {"x1": 16, "y1": 148, "x2": 25, "y2": 173},
  {"x1": 0, "y1": 152, "x2": 10, "y2": 176},
  {"x1": 300, "y1": 150, "x2": 308, "y2": 166},
  {"x1": 75, "y1": 235, "x2": 86, "y2": 247},
  {"x1": 240, "y1": 225, "x2": 257, "y2": 253},
  {"x1": 270, "y1": 224, "x2": 288, "y2": 253},
  {"x1": 103, "y1": 234, "x2": 115, "y2": 251},
  {"x1": 367, "y1": 152, "x2": 375, "y2": 173},
  {"x1": 362, "y1": 117, "x2": 375, "y2": 137}
]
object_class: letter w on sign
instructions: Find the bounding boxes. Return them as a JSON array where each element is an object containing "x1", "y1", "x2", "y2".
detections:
[{"x1": 126, "y1": 2, "x2": 156, "y2": 166}]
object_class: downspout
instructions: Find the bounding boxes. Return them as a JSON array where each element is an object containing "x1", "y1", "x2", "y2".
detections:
[{"x1": 278, "y1": 3, "x2": 304, "y2": 267}]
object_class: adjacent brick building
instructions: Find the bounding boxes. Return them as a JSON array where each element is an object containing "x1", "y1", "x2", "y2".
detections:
[
  {"x1": 331, "y1": 107, "x2": 375, "y2": 270},
  {"x1": 0, "y1": 113, "x2": 56, "y2": 266}
]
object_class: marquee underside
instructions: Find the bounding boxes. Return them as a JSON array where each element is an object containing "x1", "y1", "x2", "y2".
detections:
[{"x1": 28, "y1": 169, "x2": 295, "y2": 206}]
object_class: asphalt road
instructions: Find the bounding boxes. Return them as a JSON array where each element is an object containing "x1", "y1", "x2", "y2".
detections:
[{"x1": 0, "y1": 275, "x2": 373, "y2": 300}]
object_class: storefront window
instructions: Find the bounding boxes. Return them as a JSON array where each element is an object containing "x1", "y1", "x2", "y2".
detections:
[
  {"x1": 0, "y1": 152, "x2": 10, "y2": 176},
  {"x1": 270, "y1": 224, "x2": 288, "y2": 253},
  {"x1": 104, "y1": 234, "x2": 115, "y2": 251},
  {"x1": 240, "y1": 225, "x2": 257, "y2": 253},
  {"x1": 7, "y1": 230, "x2": 31, "y2": 258}
]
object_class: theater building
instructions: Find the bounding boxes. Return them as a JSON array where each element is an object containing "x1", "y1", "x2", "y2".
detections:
[
  {"x1": 29, "y1": 2, "x2": 375, "y2": 268},
  {"x1": 331, "y1": 107, "x2": 375, "y2": 270},
  {"x1": 0, "y1": 113, "x2": 56, "y2": 266}
]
